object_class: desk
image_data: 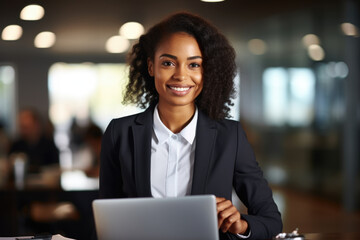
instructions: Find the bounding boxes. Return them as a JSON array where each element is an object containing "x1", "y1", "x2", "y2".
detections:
[{"x1": 304, "y1": 232, "x2": 360, "y2": 240}]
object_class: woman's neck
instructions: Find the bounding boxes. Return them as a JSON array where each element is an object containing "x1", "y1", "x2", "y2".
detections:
[{"x1": 157, "y1": 103, "x2": 196, "y2": 134}]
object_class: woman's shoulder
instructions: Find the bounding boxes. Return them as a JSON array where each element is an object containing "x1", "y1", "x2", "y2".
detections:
[
  {"x1": 215, "y1": 117, "x2": 242, "y2": 129},
  {"x1": 113, "y1": 112, "x2": 141, "y2": 122},
  {"x1": 108, "y1": 110, "x2": 146, "y2": 127},
  {"x1": 198, "y1": 109, "x2": 244, "y2": 132},
  {"x1": 214, "y1": 118, "x2": 251, "y2": 140}
]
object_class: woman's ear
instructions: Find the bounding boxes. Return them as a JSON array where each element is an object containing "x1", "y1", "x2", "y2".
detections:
[{"x1": 147, "y1": 58, "x2": 154, "y2": 77}]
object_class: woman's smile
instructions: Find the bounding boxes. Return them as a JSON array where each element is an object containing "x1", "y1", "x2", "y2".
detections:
[{"x1": 167, "y1": 84, "x2": 193, "y2": 96}]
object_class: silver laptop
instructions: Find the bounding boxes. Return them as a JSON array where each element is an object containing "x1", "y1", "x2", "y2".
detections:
[{"x1": 93, "y1": 195, "x2": 219, "y2": 240}]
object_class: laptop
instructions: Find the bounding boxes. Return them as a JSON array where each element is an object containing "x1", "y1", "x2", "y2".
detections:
[{"x1": 92, "y1": 195, "x2": 219, "y2": 240}]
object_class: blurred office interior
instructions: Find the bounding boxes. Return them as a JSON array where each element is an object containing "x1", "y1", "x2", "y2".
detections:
[{"x1": 0, "y1": 0, "x2": 359, "y2": 238}]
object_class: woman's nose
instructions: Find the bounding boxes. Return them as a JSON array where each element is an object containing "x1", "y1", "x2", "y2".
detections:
[{"x1": 173, "y1": 65, "x2": 187, "y2": 81}]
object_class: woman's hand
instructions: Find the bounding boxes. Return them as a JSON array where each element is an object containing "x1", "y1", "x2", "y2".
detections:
[{"x1": 216, "y1": 197, "x2": 248, "y2": 235}]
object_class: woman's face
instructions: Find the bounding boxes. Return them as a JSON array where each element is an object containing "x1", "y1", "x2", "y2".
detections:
[{"x1": 148, "y1": 32, "x2": 203, "y2": 109}]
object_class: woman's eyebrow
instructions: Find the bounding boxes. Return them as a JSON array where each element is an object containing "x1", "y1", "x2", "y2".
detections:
[
  {"x1": 160, "y1": 54, "x2": 177, "y2": 59},
  {"x1": 159, "y1": 54, "x2": 202, "y2": 60},
  {"x1": 188, "y1": 56, "x2": 202, "y2": 60}
]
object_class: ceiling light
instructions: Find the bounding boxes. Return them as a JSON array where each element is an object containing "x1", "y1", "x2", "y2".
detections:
[
  {"x1": 341, "y1": 22, "x2": 359, "y2": 37},
  {"x1": 307, "y1": 44, "x2": 325, "y2": 61},
  {"x1": 106, "y1": 35, "x2": 130, "y2": 53},
  {"x1": 119, "y1": 22, "x2": 145, "y2": 39},
  {"x1": 34, "y1": 31, "x2": 56, "y2": 48},
  {"x1": 20, "y1": 4, "x2": 45, "y2": 21},
  {"x1": 1, "y1": 25, "x2": 23, "y2": 41},
  {"x1": 302, "y1": 34, "x2": 320, "y2": 47},
  {"x1": 247, "y1": 38, "x2": 267, "y2": 55},
  {"x1": 201, "y1": 0, "x2": 225, "y2": 2}
]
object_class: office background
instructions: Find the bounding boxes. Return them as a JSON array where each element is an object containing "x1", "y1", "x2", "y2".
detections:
[{"x1": 0, "y1": 0, "x2": 359, "y2": 238}]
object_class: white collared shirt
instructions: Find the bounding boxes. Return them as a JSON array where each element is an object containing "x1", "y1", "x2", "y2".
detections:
[
  {"x1": 150, "y1": 106, "x2": 250, "y2": 239},
  {"x1": 150, "y1": 106, "x2": 197, "y2": 198}
]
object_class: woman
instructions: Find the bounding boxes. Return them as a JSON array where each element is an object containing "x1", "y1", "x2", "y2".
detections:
[{"x1": 100, "y1": 12, "x2": 282, "y2": 240}]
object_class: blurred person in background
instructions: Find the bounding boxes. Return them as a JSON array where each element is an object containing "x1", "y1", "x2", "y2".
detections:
[
  {"x1": 83, "y1": 123, "x2": 103, "y2": 177},
  {"x1": 0, "y1": 119, "x2": 10, "y2": 187},
  {"x1": 9, "y1": 108, "x2": 59, "y2": 173},
  {"x1": 69, "y1": 119, "x2": 103, "y2": 177},
  {"x1": 0, "y1": 118, "x2": 10, "y2": 156}
]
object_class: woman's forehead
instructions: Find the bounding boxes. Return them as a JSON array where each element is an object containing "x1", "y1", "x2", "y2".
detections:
[{"x1": 154, "y1": 32, "x2": 202, "y2": 56}]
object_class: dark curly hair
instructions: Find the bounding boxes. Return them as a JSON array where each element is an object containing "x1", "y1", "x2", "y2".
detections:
[{"x1": 123, "y1": 12, "x2": 237, "y2": 120}]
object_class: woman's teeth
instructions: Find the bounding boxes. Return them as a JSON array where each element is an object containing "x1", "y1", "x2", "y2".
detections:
[{"x1": 170, "y1": 86, "x2": 190, "y2": 91}]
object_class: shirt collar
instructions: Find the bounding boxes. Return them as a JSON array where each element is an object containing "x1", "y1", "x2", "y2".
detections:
[{"x1": 153, "y1": 105, "x2": 198, "y2": 145}]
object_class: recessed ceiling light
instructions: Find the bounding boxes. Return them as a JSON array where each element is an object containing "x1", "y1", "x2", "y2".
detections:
[
  {"x1": 20, "y1": 4, "x2": 45, "y2": 21},
  {"x1": 1, "y1": 25, "x2": 23, "y2": 41},
  {"x1": 106, "y1": 35, "x2": 130, "y2": 53},
  {"x1": 308, "y1": 44, "x2": 325, "y2": 61},
  {"x1": 119, "y1": 22, "x2": 145, "y2": 39},
  {"x1": 201, "y1": 0, "x2": 225, "y2": 2},
  {"x1": 34, "y1": 31, "x2": 56, "y2": 48},
  {"x1": 341, "y1": 22, "x2": 359, "y2": 37},
  {"x1": 248, "y1": 38, "x2": 267, "y2": 55},
  {"x1": 302, "y1": 34, "x2": 320, "y2": 47}
]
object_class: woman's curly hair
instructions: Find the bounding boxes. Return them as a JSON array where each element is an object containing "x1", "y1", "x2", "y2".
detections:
[{"x1": 123, "y1": 12, "x2": 237, "y2": 120}]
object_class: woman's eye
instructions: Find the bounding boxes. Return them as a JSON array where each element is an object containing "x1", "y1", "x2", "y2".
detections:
[
  {"x1": 162, "y1": 61, "x2": 174, "y2": 67},
  {"x1": 189, "y1": 63, "x2": 201, "y2": 68}
]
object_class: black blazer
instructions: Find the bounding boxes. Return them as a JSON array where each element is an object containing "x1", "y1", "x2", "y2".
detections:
[{"x1": 99, "y1": 105, "x2": 282, "y2": 240}]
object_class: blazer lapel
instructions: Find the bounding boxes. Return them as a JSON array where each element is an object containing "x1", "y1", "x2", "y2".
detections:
[
  {"x1": 191, "y1": 110, "x2": 217, "y2": 195},
  {"x1": 131, "y1": 106, "x2": 154, "y2": 197}
]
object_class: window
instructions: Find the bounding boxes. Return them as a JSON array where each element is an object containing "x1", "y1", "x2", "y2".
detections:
[
  {"x1": 0, "y1": 65, "x2": 16, "y2": 135},
  {"x1": 263, "y1": 67, "x2": 315, "y2": 127},
  {"x1": 48, "y1": 63, "x2": 142, "y2": 168}
]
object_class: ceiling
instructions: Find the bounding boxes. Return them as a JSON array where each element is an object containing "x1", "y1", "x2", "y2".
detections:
[{"x1": 0, "y1": 0, "x2": 346, "y2": 60}]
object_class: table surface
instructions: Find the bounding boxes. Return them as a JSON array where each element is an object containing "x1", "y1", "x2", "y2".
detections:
[
  {"x1": 296, "y1": 232, "x2": 359, "y2": 240},
  {"x1": 1, "y1": 170, "x2": 99, "y2": 192}
]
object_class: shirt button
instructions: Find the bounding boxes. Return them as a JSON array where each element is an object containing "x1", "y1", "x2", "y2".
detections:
[{"x1": 171, "y1": 135, "x2": 177, "y2": 140}]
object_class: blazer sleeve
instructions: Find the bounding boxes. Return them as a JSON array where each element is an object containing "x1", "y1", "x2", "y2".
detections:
[
  {"x1": 232, "y1": 123, "x2": 283, "y2": 239},
  {"x1": 99, "y1": 119, "x2": 125, "y2": 199}
]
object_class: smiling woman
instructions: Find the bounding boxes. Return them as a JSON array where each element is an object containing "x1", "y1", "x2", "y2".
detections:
[{"x1": 99, "y1": 12, "x2": 282, "y2": 240}]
